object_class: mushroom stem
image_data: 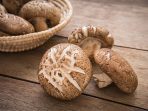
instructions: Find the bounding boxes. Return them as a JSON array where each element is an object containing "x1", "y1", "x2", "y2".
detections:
[
  {"x1": 29, "y1": 17, "x2": 49, "y2": 32},
  {"x1": 93, "y1": 73, "x2": 112, "y2": 88},
  {"x1": 78, "y1": 37, "x2": 113, "y2": 88},
  {"x1": 78, "y1": 37, "x2": 101, "y2": 58}
]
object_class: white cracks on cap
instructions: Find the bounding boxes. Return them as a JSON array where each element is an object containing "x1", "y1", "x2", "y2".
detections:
[
  {"x1": 39, "y1": 45, "x2": 86, "y2": 92},
  {"x1": 92, "y1": 26, "x2": 97, "y2": 34},
  {"x1": 48, "y1": 48, "x2": 57, "y2": 64},
  {"x1": 71, "y1": 26, "x2": 98, "y2": 44},
  {"x1": 82, "y1": 26, "x2": 88, "y2": 37},
  {"x1": 39, "y1": 69, "x2": 64, "y2": 91},
  {"x1": 74, "y1": 33, "x2": 79, "y2": 40},
  {"x1": 106, "y1": 52, "x2": 111, "y2": 61},
  {"x1": 93, "y1": 73, "x2": 112, "y2": 88},
  {"x1": 107, "y1": 33, "x2": 112, "y2": 38}
]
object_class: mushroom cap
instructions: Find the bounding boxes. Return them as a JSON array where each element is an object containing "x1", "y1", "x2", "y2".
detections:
[
  {"x1": 0, "y1": 3, "x2": 7, "y2": 13},
  {"x1": 68, "y1": 26, "x2": 114, "y2": 48},
  {"x1": 94, "y1": 48, "x2": 138, "y2": 93},
  {"x1": 38, "y1": 43, "x2": 92, "y2": 100},
  {"x1": 0, "y1": 13, "x2": 35, "y2": 35},
  {"x1": 19, "y1": 0, "x2": 61, "y2": 26},
  {"x1": 2, "y1": 0, "x2": 30, "y2": 14}
]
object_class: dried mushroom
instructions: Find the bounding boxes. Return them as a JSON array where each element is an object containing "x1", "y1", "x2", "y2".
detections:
[
  {"x1": 68, "y1": 26, "x2": 114, "y2": 88},
  {"x1": 2, "y1": 0, "x2": 30, "y2": 14},
  {"x1": 94, "y1": 48, "x2": 138, "y2": 93},
  {"x1": 38, "y1": 43, "x2": 92, "y2": 100},
  {"x1": 68, "y1": 26, "x2": 138, "y2": 93},
  {"x1": 93, "y1": 73, "x2": 112, "y2": 88},
  {"x1": 0, "y1": 13, "x2": 35, "y2": 35},
  {"x1": 19, "y1": 0, "x2": 61, "y2": 32},
  {"x1": 0, "y1": 4, "x2": 9, "y2": 36}
]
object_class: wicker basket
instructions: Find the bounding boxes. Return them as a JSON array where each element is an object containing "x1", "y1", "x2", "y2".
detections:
[{"x1": 0, "y1": 0, "x2": 73, "y2": 52}]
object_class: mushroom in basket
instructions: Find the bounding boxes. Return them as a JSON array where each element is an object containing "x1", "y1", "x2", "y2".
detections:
[
  {"x1": 68, "y1": 26, "x2": 138, "y2": 93},
  {"x1": 0, "y1": 3, "x2": 8, "y2": 36},
  {"x1": 2, "y1": 0, "x2": 30, "y2": 14},
  {"x1": 0, "y1": 3, "x2": 35, "y2": 35},
  {"x1": 19, "y1": 0, "x2": 61, "y2": 32}
]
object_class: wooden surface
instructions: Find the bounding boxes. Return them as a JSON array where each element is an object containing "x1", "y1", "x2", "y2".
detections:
[
  {"x1": 58, "y1": 0, "x2": 148, "y2": 50},
  {"x1": 0, "y1": 0, "x2": 148, "y2": 111},
  {"x1": 0, "y1": 76, "x2": 145, "y2": 111},
  {"x1": 0, "y1": 36, "x2": 148, "y2": 110}
]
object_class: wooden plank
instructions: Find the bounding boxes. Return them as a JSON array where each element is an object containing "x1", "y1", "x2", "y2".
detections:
[
  {"x1": 0, "y1": 36, "x2": 148, "y2": 109},
  {"x1": 0, "y1": 76, "x2": 145, "y2": 111},
  {"x1": 57, "y1": 0, "x2": 148, "y2": 50}
]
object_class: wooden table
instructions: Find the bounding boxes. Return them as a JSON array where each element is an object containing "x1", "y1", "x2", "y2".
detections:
[{"x1": 0, "y1": 0, "x2": 148, "y2": 111}]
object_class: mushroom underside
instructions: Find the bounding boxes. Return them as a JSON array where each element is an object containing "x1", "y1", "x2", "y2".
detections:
[{"x1": 94, "y1": 48, "x2": 138, "y2": 93}]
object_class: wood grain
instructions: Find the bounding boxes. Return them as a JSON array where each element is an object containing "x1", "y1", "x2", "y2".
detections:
[
  {"x1": 58, "y1": 0, "x2": 148, "y2": 50},
  {"x1": 0, "y1": 76, "x2": 146, "y2": 111},
  {"x1": 0, "y1": 36, "x2": 148, "y2": 109}
]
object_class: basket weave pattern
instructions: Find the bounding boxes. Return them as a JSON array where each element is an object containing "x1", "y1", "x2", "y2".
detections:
[{"x1": 0, "y1": 0, "x2": 73, "y2": 52}]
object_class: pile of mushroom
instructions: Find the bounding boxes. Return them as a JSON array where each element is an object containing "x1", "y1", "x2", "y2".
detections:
[
  {"x1": 68, "y1": 26, "x2": 138, "y2": 93},
  {"x1": 0, "y1": 0, "x2": 61, "y2": 36}
]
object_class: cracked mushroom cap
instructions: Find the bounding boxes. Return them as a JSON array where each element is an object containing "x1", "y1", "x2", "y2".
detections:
[
  {"x1": 0, "y1": 13, "x2": 35, "y2": 35},
  {"x1": 94, "y1": 48, "x2": 138, "y2": 93},
  {"x1": 38, "y1": 43, "x2": 92, "y2": 100},
  {"x1": 68, "y1": 26, "x2": 114, "y2": 48},
  {"x1": 19, "y1": 0, "x2": 61, "y2": 26},
  {"x1": 68, "y1": 26, "x2": 114, "y2": 57}
]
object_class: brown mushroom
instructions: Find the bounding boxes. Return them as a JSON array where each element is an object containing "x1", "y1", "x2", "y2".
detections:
[
  {"x1": 68, "y1": 26, "x2": 114, "y2": 58},
  {"x1": 19, "y1": 0, "x2": 61, "y2": 32},
  {"x1": 68, "y1": 26, "x2": 114, "y2": 88},
  {"x1": 38, "y1": 43, "x2": 92, "y2": 100},
  {"x1": 94, "y1": 48, "x2": 138, "y2": 93},
  {"x1": 2, "y1": 0, "x2": 30, "y2": 14},
  {"x1": 0, "y1": 3, "x2": 7, "y2": 13},
  {"x1": 0, "y1": 13, "x2": 35, "y2": 35},
  {"x1": 68, "y1": 26, "x2": 138, "y2": 93},
  {"x1": 0, "y1": 4, "x2": 9, "y2": 36}
]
